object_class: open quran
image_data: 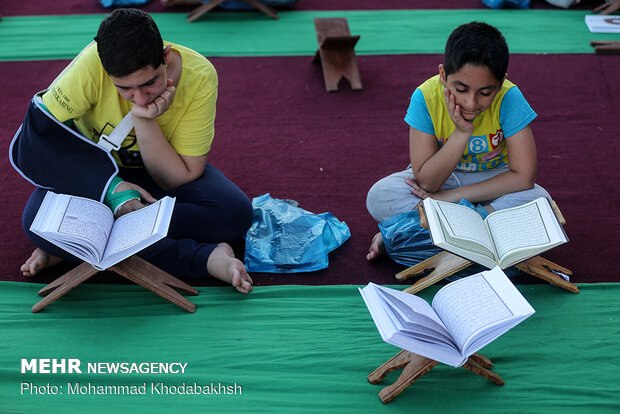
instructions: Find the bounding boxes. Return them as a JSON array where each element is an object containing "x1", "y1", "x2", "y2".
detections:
[
  {"x1": 359, "y1": 267, "x2": 535, "y2": 367},
  {"x1": 422, "y1": 197, "x2": 568, "y2": 269}
]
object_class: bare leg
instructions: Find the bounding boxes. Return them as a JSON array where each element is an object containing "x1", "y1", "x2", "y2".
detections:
[
  {"x1": 207, "y1": 243, "x2": 253, "y2": 294},
  {"x1": 20, "y1": 248, "x2": 63, "y2": 277},
  {"x1": 366, "y1": 232, "x2": 386, "y2": 261}
]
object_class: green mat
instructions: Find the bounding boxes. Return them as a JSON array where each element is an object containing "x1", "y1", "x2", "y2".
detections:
[
  {"x1": 1, "y1": 281, "x2": 619, "y2": 413},
  {"x1": 1, "y1": 10, "x2": 618, "y2": 61}
]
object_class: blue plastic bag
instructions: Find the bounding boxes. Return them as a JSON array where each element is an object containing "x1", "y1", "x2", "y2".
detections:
[
  {"x1": 482, "y1": 0, "x2": 530, "y2": 8},
  {"x1": 244, "y1": 194, "x2": 350, "y2": 273},
  {"x1": 220, "y1": 0, "x2": 298, "y2": 9},
  {"x1": 99, "y1": 0, "x2": 150, "y2": 7},
  {"x1": 379, "y1": 199, "x2": 488, "y2": 267}
]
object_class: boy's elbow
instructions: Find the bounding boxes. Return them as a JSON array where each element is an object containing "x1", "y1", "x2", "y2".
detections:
[
  {"x1": 415, "y1": 178, "x2": 442, "y2": 193},
  {"x1": 516, "y1": 170, "x2": 536, "y2": 191}
]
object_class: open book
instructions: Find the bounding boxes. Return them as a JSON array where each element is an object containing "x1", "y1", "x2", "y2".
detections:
[
  {"x1": 31, "y1": 191, "x2": 175, "y2": 270},
  {"x1": 359, "y1": 267, "x2": 534, "y2": 367},
  {"x1": 422, "y1": 197, "x2": 568, "y2": 269}
]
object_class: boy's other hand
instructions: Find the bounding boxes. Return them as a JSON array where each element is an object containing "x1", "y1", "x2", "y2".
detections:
[
  {"x1": 114, "y1": 181, "x2": 157, "y2": 217},
  {"x1": 444, "y1": 87, "x2": 474, "y2": 136},
  {"x1": 131, "y1": 79, "x2": 176, "y2": 119},
  {"x1": 406, "y1": 177, "x2": 459, "y2": 203}
]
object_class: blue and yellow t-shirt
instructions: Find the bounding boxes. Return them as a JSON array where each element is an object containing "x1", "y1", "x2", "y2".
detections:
[
  {"x1": 42, "y1": 41, "x2": 218, "y2": 167},
  {"x1": 405, "y1": 75, "x2": 536, "y2": 172}
]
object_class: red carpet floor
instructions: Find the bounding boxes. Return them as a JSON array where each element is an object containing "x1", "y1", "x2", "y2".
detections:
[{"x1": 2, "y1": 52, "x2": 618, "y2": 285}]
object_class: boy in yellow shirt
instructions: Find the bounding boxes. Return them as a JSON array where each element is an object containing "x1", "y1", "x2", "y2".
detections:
[{"x1": 19, "y1": 9, "x2": 253, "y2": 293}]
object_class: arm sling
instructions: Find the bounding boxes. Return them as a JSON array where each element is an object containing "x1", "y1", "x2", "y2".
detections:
[{"x1": 9, "y1": 91, "x2": 133, "y2": 203}]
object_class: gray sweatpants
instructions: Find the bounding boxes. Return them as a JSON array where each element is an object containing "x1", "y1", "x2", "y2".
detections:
[{"x1": 366, "y1": 165, "x2": 551, "y2": 222}]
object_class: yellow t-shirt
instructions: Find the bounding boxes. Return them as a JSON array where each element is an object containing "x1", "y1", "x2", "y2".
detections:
[
  {"x1": 42, "y1": 41, "x2": 217, "y2": 167},
  {"x1": 406, "y1": 75, "x2": 536, "y2": 172}
]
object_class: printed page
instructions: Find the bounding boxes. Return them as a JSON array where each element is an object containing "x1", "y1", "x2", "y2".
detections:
[
  {"x1": 99, "y1": 197, "x2": 175, "y2": 268},
  {"x1": 104, "y1": 201, "x2": 161, "y2": 257},
  {"x1": 374, "y1": 286, "x2": 455, "y2": 347},
  {"x1": 485, "y1": 199, "x2": 564, "y2": 265},
  {"x1": 30, "y1": 192, "x2": 115, "y2": 264},
  {"x1": 431, "y1": 270, "x2": 512, "y2": 352},
  {"x1": 434, "y1": 201, "x2": 495, "y2": 253},
  {"x1": 57, "y1": 197, "x2": 115, "y2": 254},
  {"x1": 431, "y1": 268, "x2": 534, "y2": 356},
  {"x1": 359, "y1": 284, "x2": 465, "y2": 366}
]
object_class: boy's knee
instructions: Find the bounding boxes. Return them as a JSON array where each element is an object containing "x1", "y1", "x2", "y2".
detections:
[
  {"x1": 366, "y1": 182, "x2": 387, "y2": 222},
  {"x1": 219, "y1": 193, "x2": 254, "y2": 240}
]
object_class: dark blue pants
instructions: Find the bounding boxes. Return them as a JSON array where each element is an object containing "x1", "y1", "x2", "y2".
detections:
[{"x1": 22, "y1": 164, "x2": 253, "y2": 279}]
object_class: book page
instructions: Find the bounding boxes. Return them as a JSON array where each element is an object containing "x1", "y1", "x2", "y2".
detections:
[
  {"x1": 103, "y1": 200, "x2": 163, "y2": 258},
  {"x1": 435, "y1": 202, "x2": 495, "y2": 253},
  {"x1": 359, "y1": 284, "x2": 465, "y2": 366},
  {"x1": 485, "y1": 201, "x2": 551, "y2": 261},
  {"x1": 431, "y1": 272, "x2": 513, "y2": 352},
  {"x1": 56, "y1": 196, "x2": 115, "y2": 260},
  {"x1": 375, "y1": 288, "x2": 455, "y2": 347}
]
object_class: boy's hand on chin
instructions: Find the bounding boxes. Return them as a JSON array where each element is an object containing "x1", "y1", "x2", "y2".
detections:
[
  {"x1": 131, "y1": 80, "x2": 176, "y2": 119},
  {"x1": 444, "y1": 88, "x2": 474, "y2": 136}
]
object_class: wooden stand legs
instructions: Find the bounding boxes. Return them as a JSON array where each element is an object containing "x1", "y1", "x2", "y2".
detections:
[
  {"x1": 396, "y1": 251, "x2": 578, "y2": 295},
  {"x1": 368, "y1": 350, "x2": 503, "y2": 404},
  {"x1": 187, "y1": 0, "x2": 278, "y2": 23},
  {"x1": 32, "y1": 256, "x2": 199, "y2": 313}
]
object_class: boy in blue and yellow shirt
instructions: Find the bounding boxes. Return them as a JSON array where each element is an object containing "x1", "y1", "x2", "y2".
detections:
[{"x1": 366, "y1": 22, "x2": 551, "y2": 260}]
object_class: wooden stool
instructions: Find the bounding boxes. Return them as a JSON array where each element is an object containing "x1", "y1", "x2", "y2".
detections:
[
  {"x1": 188, "y1": 0, "x2": 278, "y2": 23},
  {"x1": 312, "y1": 18, "x2": 363, "y2": 92},
  {"x1": 396, "y1": 201, "x2": 579, "y2": 295},
  {"x1": 368, "y1": 350, "x2": 503, "y2": 404},
  {"x1": 32, "y1": 255, "x2": 199, "y2": 313}
]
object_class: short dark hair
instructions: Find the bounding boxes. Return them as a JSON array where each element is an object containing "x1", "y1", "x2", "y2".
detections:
[
  {"x1": 94, "y1": 8, "x2": 165, "y2": 78},
  {"x1": 444, "y1": 22, "x2": 509, "y2": 83}
]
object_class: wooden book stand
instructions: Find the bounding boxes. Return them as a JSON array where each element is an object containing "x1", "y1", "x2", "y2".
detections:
[
  {"x1": 396, "y1": 201, "x2": 579, "y2": 295},
  {"x1": 32, "y1": 255, "x2": 199, "y2": 313},
  {"x1": 312, "y1": 18, "x2": 363, "y2": 92},
  {"x1": 594, "y1": 0, "x2": 620, "y2": 15},
  {"x1": 187, "y1": 0, "x2": 278, "y2": 23},
  {"x1": 368, "y1": 350, "x2": 503, "y2": 404},
  {"x1": 591, "y1": 40, "x2": 620, "y2": 54}
]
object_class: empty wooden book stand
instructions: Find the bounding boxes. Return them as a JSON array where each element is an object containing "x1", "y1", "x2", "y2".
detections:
[
  {"x1": 32, "y1": 255, "x2": 199, "y2": 313},
  {"x1": 312, "y1": 18, "x2": 363, "y2": 92},
  {"x1": 396, "y1": 201, "x2": 578, "y2": 295},
  {"x1": 187, "y1": 0, "x2": 278, "y2": 23}
]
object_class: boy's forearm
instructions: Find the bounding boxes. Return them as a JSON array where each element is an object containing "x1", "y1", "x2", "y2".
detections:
[
  {"x1": 440, "y1": 169, "x2": 536, "y2": 204},
  {"x1": 133, "y1": 117, "x2": 201, "y2": 191},
  {"x1": 412, "y1": 129, "x2": 470, "y2": 192}
]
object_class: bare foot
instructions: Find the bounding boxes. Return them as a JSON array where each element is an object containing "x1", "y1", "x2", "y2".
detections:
[
  {"x1": 207, "y1": 243, "x2": 253, "y2": 294},
  {"x1": 20, "y1": 248, "x2": 63, "y2": 277},
  {"x1": 366, "y1": 232, "x2": 386, "y2": 261}
]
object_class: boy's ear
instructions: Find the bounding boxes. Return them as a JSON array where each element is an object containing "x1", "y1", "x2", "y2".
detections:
[
  {"x1": 163, "y1": 44, "x2": 172, "y2": 64},
  {"x1": 438, "y1": 64, "x2": 447, "y2": 86}
]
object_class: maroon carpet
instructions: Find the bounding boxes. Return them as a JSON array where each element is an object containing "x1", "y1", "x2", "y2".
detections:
[
  {"x1": 0, "y1": 0, "x2": 599, "y2": 16},
  {"x1": 2, "y1": 52, "x2": 619, "y2": 286}
]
